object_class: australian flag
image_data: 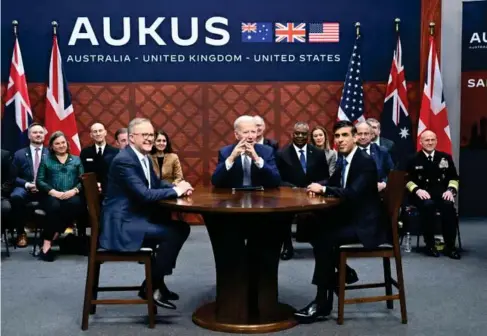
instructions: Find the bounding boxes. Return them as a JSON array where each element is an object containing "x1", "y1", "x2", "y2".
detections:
[
  {"x1": 1, "y1": 36, "x2": 33, "y2": 152},
  {"x1": 241, "y1": 22, "x2": 272, "y2": 43},
  {"x1": 337, "y1": 35, "x2": 365, "y2": 123},
  {"x1": 381, "y1": 35, "x2": 414, "y2": 168}
]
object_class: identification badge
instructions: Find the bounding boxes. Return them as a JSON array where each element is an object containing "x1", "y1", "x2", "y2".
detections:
[
  {"x1": 86, "y1": 158, "x2": 94, "y2": 162},
  {"x1": 415, "y1": 166, "x2": 423, "y2": 170},
  {"x1": 439, "y1": 158, "x2": 449, "y2": 169}
]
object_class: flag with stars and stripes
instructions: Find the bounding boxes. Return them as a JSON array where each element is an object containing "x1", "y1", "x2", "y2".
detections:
[
  {"x1": 381, "y1": 34, "x2": 414, "y2": 168},
  {"x1": 337, "y1": 35, "x2": 365, "y2": 123},
  {"x1": 1, "y1": 36, "x2": 33, "y2": 152},
  {"x1": 44, "y1": 34, "x2": 81, "y2": 155}
]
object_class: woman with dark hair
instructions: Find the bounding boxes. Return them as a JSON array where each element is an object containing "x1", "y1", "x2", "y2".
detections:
[
  {"x1": 311, "y1": 125, "x2": 337, "y2": 176},
  {"x1": 36, "y1": 131, "x2": 85, "y2": 262},
  {"x1": 150, "y1": 130, "x2": 184, "y2": 185}
]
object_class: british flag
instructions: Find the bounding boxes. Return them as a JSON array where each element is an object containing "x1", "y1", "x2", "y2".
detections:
[
  {"x1": 337, "y1": 35, "x2": 365, "y2": 123},
  {"x1": 44, "y1": 35, "x2": 81, "y2": 155},
  {"x1": 417, "y1": 35, "x2": 452, "y2": 154},
  {"x1": 275, "y1": 23, "x2": 306, "y2": 43},
  {"x1": 1, "y1": 36, "x2": 33, "y2": 152}
]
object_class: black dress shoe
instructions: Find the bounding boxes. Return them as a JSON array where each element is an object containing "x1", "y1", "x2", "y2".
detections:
[
  {"x1": 444, "y1": 248, "x2": 461, "y2": 260},
  {"x1": 138, "y1": 287, "x2": 177, "y2": 310},
  {"x1": 161, "y1": 286, "x2": 180, "y2": 301},
  {"x1": 425, "y1": 245, "x2": 440, "y2": 257},
  {"x1": 294, "y1": 300, "x2": 331, "y2": 324},
  {"x1": 38, "y1": 249, "x2": 55, "y2": 262},
  {"x1": 280, "y1": 246, "x2": 294, "y2": 261},
  {"x1": 335, "y1": 268, "x2": 359, "y2": 285}
]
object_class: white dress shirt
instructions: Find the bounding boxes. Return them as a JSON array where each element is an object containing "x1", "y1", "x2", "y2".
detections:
[
  {"x1": 423, "y1": 150, "x2": 435, "y2": 160},
  {"x1": 293, "y1": 144, "x2": 307, "y2": 161},
  {"x1": 322, "y1": 145, "x2": 358, "y2": 194},
  {"x1": 257, "y1": 138, "x2": 264, "y2": 145},
  {"x1": 95, "y1": 143, "x2": 106, "y2": 155},
  {"x1": 359, "y1": 144, "x2": 371, "y2": 156}
]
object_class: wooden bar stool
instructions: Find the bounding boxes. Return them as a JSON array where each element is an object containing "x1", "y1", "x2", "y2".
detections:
[
  {"x1": 335, "y1": 170, "x2": 408, "y2": 325},
  {"x1": 80, "y1": 173, "x2": 156, "y2": 330}
]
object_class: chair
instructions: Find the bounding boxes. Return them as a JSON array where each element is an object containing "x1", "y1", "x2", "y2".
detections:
[
  {"x1": 80, "y1": 173, "x2": 156, "y2": 330},
  {"x1": 335, "y1": 170, "x2": 408, "y2": 325}
]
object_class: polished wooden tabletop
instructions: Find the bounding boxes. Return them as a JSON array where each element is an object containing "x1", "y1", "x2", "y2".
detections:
[{"x1": 159, "y1": 187, "x2": 340, "y2": 214}]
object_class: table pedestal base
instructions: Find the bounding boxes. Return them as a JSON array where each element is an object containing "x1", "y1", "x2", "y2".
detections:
[{"x1": 192, "y1": 302, "x2": 297, "y2": 333}]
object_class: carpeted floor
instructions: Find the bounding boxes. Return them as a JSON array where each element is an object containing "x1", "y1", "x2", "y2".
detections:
[{"x1": 2, "y1": 219, "x2": 487, "y2": 336}]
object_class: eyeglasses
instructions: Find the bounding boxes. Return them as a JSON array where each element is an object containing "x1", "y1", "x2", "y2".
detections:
[{"x1": 132, "y1": 133, "x2": 155, "y2": 140}]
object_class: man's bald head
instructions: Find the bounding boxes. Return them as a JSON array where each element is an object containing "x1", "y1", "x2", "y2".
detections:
[{"x1": 420, "y1": 130, "x2": 438, "y2": 153}]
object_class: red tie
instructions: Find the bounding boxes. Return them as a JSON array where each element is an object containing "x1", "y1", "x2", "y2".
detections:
[{"x1": 34, "y1": 148, "x2": 40, "y2": 180}]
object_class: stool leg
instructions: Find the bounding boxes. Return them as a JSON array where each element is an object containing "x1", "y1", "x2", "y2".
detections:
[
  {"x1": 31, "y1": 227, "x2": 39, "y2": 257},
  {"x1": 383, "y1": 257, "x2": 393, "y2": 309},
  {"x1": 337, "y1": 252, "x2": 347, "y2": 325},
  {"x1": 81, "y1": 256, "x2": 97, "y2": 330},
  {"x1": 3, "y1": 231, "x2": 10, "y2": 257},
  {"x1": 90, "y1": 262, "x2": 101, "y2": 314},
  {"x1": 394, "y1": 252, "x2": 408, "y2": 324},
  {"x1": 144, "y1": 258, "x2": 156, "y2": 328}
]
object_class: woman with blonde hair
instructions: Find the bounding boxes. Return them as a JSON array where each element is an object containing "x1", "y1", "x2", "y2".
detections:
[{"x1": 311, "y1": 125, "x2": 337, "y2": 176}]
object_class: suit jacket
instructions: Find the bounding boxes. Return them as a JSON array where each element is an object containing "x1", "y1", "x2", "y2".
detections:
[
  {"x1": 323, "y1": 148, "x2": 383, "y2": 247},
  {"x1": 367, "y1": 143, "x2": 394, "y2": 183},
  {"x1": 379, "y1": 136, "x2": 396, "y2": 165},
  {"x1": 211, "y1": 143, "x2": 281, "y2": 188},
  {"x1": 11, "y1": 147, "x2": 49, "y2": 188},
  {"x1": 150, "y1": 153, "x2": 184, "y2": 185},
  {"x1": 80, "y1": 144, "x2": 119, "y2": 192},
  {"x1": 276, "y1": 144, "x2": 329, "y2": 188},
  {"x1": 263, "y1": 138, "x2": 279, "y2": 153},
  {"x1": 1, "y1": 149, "x2": 13, "y2": 197},
  {"x1": 99, "y1": 146, "x2": 179, "y2": 251},
  {"x1": 405, "y1": 150, "x2": 459, "y2": 200}
]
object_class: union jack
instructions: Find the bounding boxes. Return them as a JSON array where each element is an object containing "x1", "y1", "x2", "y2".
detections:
[
  {"x1": 275, "y1": 23, "x2": 306, "y2": 43},
  {"x1": 44, "y1": 34, "x2": 81, "y2": 155},
  {"x1": 1, "y1": 36, "x2": 33, "y2": 152},
  {"x1": 241, "y1": 23, "x2": 257, "y2": 33}
]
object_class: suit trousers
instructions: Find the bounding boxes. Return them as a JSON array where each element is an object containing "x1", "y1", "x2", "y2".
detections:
[
  {"x1": 10, "y1": 187, "x2": 42, "y2": 235},
  {"x1": 41, "y1": 195, "x2": 86, "y2": 241},
  {"x1": 142, "y1": 220, "x2": 190, "y2": 288},
  {"x1": 309, "y1": 211, "x2": 359, "y2": 288},
  {"x1": 415, "y1": 197, "x2": 457, "y2": 249}
]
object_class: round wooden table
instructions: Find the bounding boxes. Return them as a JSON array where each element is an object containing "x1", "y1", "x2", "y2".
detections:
[{"x1": 159, "y1": 187, "x2": 340, "y2": 333}]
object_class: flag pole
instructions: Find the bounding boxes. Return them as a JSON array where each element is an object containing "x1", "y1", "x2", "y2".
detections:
[
  {"x1": 52, "y1": 20, "x2": 58, "y2": 36},
  {"x1": 355, "y1": 22, "x2": 361, "y2": 37},
  {"x1": 12, "y1": 20, "x2": 18, "y2": 37},
  {"x1": 429, "y1": 22, "x2": 435, "y2": 36}
]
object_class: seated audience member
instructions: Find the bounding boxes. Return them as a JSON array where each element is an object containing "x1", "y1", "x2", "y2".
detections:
[
  {"x1": 295, "y1": 120, "x2": 383, "y2": 323},
  {"x1": 254, "y1": 115, "x2": 279, "y2": 152},
  {"x1": 212, "y1": 115, "x2": 281, "y2": 188},
  {"x1": 406, "y1": 130, "x2": 460, "y2": 259},
  {"x1": 311, "y1": 125, "x2": 337, "y2": 176},
  {"x1": 1, "y1": 149, "x2": 13, "y2": 231},
  {"x1": 114, "y1": 128, "x2": 128, "y2": 149},
  {"x1": 276, "y1": 122, "x2": 330, "y2": 260},
  {"x1": 150, "y1": 130, "x2": 184, "y2": 185},
  {"x1": 99, "y1": 118, "x2": 194, "y2": 310},
  {"x1": 80, "y1": 122, "x2": 119, "y2": 195},
  {"x1": 367, "y1": 117, "x2": 396, "y2": 165},
  {"x1": 10, "y1": 123, "x2": 48, "y2": 247},
  {"x1": 36, "y1": 131, "x2": 86, "y2": 262},
  {"x1": 356, "y1": 121, "x2": 394, "y2": 192}
]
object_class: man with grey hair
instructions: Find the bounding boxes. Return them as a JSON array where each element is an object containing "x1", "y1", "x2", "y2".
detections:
[
  {"x1": 253, "y1": 115, "x2": 279, "y2": 152},
  {"x1": 99, "y1": 118, "x2": 194, "y2": 310},
  {"x1": 212, "y1": 115, "x2": 280, "y2": 188},
  {"x1": 366, "y1": 118, "x2": 396, "y2": 164},
  {"x1": 276, "y1": 121, "x2": 330, "y2": 260}
]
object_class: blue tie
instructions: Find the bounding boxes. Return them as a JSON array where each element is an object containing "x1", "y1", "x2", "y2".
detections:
[
  {"x1": 242, "y1": 155, "x2": 252, "y2": 186},
  {"x1": 299, "y1": 149, "x2": 306, "y2": 174},
  {"x1": 341, "y1": 158, "x2": 348, "y2": 187}
]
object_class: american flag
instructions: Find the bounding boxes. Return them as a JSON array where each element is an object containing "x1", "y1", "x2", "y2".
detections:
[
  {"x1": 381, "y1": 35, "x2": 414, "y2": 168},
  {"x1": 417, "y1": 35, "x2": 452, "y2": 154},
  {"x1": 242, "y1": 22, "x2": 272, "y2": 43},
  {"x1": 1, "y1": 36, "x2": 33, "y2": 152},
  {"x1": 44, "y1": 34, "x2": 81, "y2": 155},
  {"x1": 337, "y1": 35, "x2": 365, "y2": 123},
  {"x1": 309, "y1": 23, "x2": 339, "y2": 43},
  {"x1": 275, "y1": 23, "x2": 306, "y2": 43}
]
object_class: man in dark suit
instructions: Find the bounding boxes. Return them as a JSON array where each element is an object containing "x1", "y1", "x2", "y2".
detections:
[
  {"x1": 99, "y1": 118, "x2": 194, "y2": 310},
  {"x1": 276, "y1": 122, "x2": 330, "y2": 260},
  {"x1": 356, "y1": 121, "x2": 394, "y2": 192},
  {"x1": 80, "y1": 122, "x2": 119, "y2": 196},
  {"x1": 406, "y1": 130, "x2": 460, "y2": 259},
  {"x1": 10, "y1": 123, "x2": 48, "y2": 247},
  {"x1": 114, "y1": 127, "x2": 128, "y2": 149},
  {"x1": 254, "y1": 115, "x2": 279, "y2": 153},
  {"x1": 367, "y1": 118, "x2": 396, "y2": 165},
  {"x1": 295, "y1": 120, "x2": 383, "y2": 323},
  {"x1": 212, "y1": 115, "x2": 281, "y2": 188}
]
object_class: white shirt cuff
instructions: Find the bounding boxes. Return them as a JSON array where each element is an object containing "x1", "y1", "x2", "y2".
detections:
[
  {"x1": 254, "y1": 157, "x2": 264, "y2": 168},
  {"x1": 322, "y1": 186, "x2": 326, "y2": 194},
  {"x1": 173, "y1": 186, "x2": 184, "y2": 197},
  {"x1": 25, "y1": 182, "x2": 30, "y2": 189},
  {"x1": 225, "y1": 158, "x2": 234, "y2": 170}
]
